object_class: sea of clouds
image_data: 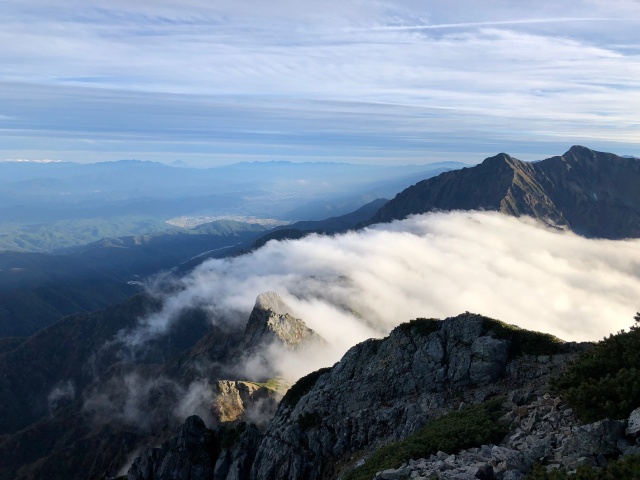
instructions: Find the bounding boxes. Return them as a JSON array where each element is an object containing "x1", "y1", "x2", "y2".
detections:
[{"x1": 126, "y1": 210, "x2": 640, "y2": 382}]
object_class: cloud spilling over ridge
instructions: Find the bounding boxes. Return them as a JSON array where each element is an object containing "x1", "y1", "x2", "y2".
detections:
[{"x1": 128, "y1": 211, "x2": 640, "y2": 380}]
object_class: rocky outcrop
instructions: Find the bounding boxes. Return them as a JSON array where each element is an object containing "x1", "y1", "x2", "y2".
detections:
[
  {"x1": 627, "y1": 407, "x2": 640, "y2": 436},
  {"x1": 125, "y1": 313, "x2": 589, "y2": 480},
  {"x1": 128, "y1": 416, "x2": 219, "y2": 480},
  {"x1": 248, "y1": 314, "x2": 580, "y2": 480},
  {"x1": 128, "y1": 417, "x2": 263, "y2": 480},
  {"x1": 213, "y1": 380, "x2": 279, "y2": 425},
  {"x1": 372, "y1": 394, "x2": 637, "y2": 480},
  {"x1": 243, "y1": 291, "x2": 325, "y2": 351},
  {"x1": 125, "y1": 313, "x2": 601, "y2": 480},
  {"x1": 370, "y1": 146, "x2": 640, "y2": 239}
]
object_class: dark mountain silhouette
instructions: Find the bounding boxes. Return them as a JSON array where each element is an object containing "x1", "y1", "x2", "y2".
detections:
[
  {"x1": 249, "y1": 198, "x2": 388, "y2": 251},
  {"x1": 371, "y1": 146, "x2": 640, "y2": 239}
]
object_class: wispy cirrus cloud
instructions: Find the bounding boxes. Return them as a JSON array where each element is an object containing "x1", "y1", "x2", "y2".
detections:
[
  {"x1": 365, "y1": 17, "x2": 627, "y2": 31},
  {"x1": 0, "y1": 0, "x2": 639, "y2": 164}
]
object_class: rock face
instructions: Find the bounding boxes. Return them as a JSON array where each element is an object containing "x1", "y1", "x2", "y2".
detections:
[
  {"x1": 248, "y1": 314, "x2": 579, "y2": 480},
  {"x1": 626, "y1": 407, "x2": 640, "y2": 437},
  {"x1": 125, "y1": 311, "x2": 640, "y2": 480},
  {"x1": 213, "y1": 380, "x2": 279, "y2": 425},
  {"x1": 0, "y1": 290, "x2": 320, "y2": 480},
  {"x1": 374, "y1": 395, "x2": 631, "y2": 480},
  {"x1": 128, "y1": 416, "x2": 218, "y2": 480},
  {"x1": 243, "y1": 291, "x2": 325, "y2": 351},
  {"x1": 371, "y1": 146, "x2": 640, "y2": 239},
  {"x1": 128, "y1": 416, "x2": 264, "y2": 480},
  {"x1": 128, "y1": 313, "x2": 593, "y2": 480}
]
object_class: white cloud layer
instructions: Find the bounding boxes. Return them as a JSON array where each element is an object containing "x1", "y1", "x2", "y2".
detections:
[{"x1": 132, "y1": 211, "x2": 640, "y2": 381}]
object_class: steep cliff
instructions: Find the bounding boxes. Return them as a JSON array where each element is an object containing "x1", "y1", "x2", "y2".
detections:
[{"x1": 0, "y1": 291, "x2": 320, "y2": 480}]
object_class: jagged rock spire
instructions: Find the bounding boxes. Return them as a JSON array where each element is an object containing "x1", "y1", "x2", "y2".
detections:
[{"x1": 243, "y1": 292, "x2": 325, "y2": 351}]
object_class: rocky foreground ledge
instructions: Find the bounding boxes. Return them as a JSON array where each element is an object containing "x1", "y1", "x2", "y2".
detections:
[
  {"x1": 126, "y1": 313, "x2": 625, "y2": 480},
  {"x1": 374, "y1": 395, "x2": 640, "y2": 480}
]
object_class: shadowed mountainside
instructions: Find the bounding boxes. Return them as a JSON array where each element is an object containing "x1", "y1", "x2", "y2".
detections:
[
  {"x1": 371, "y1": 146, "x2": 640, "y2": 239},
  {"x1": 0, "y1": 291, "x2": 322, "y2": 480}
]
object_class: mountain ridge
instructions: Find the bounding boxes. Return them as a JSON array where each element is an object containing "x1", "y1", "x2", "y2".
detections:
[
  {"x1": 371, "y1": 145, "x2": 640, "y2": 239},
  {"x1": 126, "y1": 313, "x2": 596, "y2": 480}
]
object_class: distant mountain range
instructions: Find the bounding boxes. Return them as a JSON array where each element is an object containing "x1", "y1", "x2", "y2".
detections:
[
  {"x1": 371, "y1": 145, "x2": 640, "y2": 239},
  {"x1": 0, "y1": 159, "x2": 464, "y2": 228},
  {"x1": 3, "y1": 145, "x2": 639, "y2": 338}
]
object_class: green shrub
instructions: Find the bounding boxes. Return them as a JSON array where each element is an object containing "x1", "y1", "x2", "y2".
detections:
[
  {"x1": 526, "y1": 453, "x2": 640, "y2": 479},
  {"x1": 393, "y1": 318, "x2": 440, "y2": 337},
  {"x1": 280, "y1": 367, "x2": 331, "y2": 408},
  {"x1": 482, "y1": 317, "x2": 565, "y2": 359},
  {"x1": 550, "y1": 325, "x2": 640, "y2": 422},
  {"x1": 345, "y1": 398, "x2": 507, "y2": 480}
]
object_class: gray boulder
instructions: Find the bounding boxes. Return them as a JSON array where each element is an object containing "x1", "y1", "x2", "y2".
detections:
[{"x1": 627, "y1": 407, "x2": 640, "y2": 436}]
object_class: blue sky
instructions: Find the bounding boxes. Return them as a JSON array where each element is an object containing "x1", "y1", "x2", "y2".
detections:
[{"x1": 1, "y1": 0, "x2": 639, "y2": 166}]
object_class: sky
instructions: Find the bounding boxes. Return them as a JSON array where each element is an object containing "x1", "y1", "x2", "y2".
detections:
[{"x1": 1, "y1": 0, "x2": 639, "y2": 166}]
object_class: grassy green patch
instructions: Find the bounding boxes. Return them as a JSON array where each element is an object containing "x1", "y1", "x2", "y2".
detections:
[
  {"x1": 249, "y1": 377, "x2": 288, "y2": 394},
  {"x1": 526, "y1": 453, "x2": 640, "y2": 479},
  {"x1": 550, "y1": 324, "x2": 640, "y2": 422},
  {"x1": 280, "y1": 367, "x2": 332, "y2": 408},
  {"x1": 345, "y1": 398, "x2": 507, "y2": 480},
  {"x1": 482, "y1": 317, "x2": 565, "y2": 358}
]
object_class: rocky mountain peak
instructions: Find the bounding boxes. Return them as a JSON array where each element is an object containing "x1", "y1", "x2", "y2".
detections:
[
  {"x1": 254, "y1": 291, "x2": 289, "y2": 316},
  {"x1": 243, "y1": 291, "x2": 324, "y2": 351},
  {"x1": 479, "y1": 152, "x2": 517, "y2": 169},
  {"x1": 248, "y1": 313, "x2": 582, "y2": 480},
  {"x1": 566, "y1": 144, "x2": 594, "y2": 156},
  {"x1": 370, "y1": 146, "x2": 640, "y2": 239}
]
